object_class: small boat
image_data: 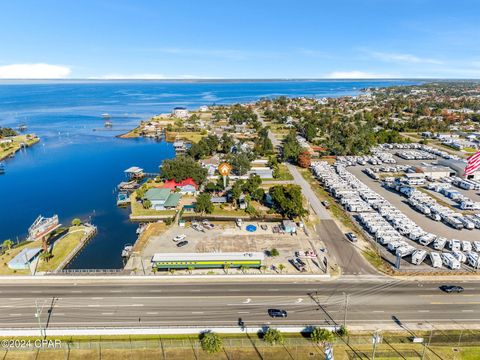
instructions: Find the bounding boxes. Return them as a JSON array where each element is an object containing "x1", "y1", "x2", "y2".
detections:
[
  {"x1": 104, "y1": 120, "x2": 113, "y2": 127},
  {"x1": 27, "y1": 215, "x2": 60, "y2": 241},
  {"x1": 136, "y1": 223, "x2": 147, "y2": 235},
  {"x1": 101, "y1": 113, "x2": 111, "y2": 119},
  {"x1": 121, "y1": 244, "x2": 133, "y2": 258},
  {"x1": 18, "y1": 123, "x2": 27, "y2": 132}
]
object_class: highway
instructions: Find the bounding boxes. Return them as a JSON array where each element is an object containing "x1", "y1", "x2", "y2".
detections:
[{"x1": 1, "y1": 278, "x2": 479, "y2": 330}]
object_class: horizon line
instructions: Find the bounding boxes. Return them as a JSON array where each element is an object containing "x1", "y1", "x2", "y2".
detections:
[{"x1": 0, "y1": 77, "x2": 479, "y2": 81}]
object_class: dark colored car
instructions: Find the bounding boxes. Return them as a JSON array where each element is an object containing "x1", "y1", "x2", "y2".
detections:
[
  {"x1": 439, "y1": 285, "x2": 464, "y2": 293},
  {"x1": 268, "y1": 309, "x2": 288, "y2": 318},
  {"x1": 177, "y1": 240, "x2": 189, "y2": 247}
]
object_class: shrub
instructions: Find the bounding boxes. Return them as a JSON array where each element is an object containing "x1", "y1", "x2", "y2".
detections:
[
  {"x1": 200, "y1": 331, "x2": 222, "y2": 354},
  {"x1": 263, "y1": 328, "x2": 284, "y2": 345},
  {"x1": 310, "y1": 327, "x2": 334, "y2": 344}
]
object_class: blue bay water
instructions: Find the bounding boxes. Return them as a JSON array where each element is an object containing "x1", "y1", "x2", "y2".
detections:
[{"x1": 0, "y1": 80, "x2": 416, "y2": 268}]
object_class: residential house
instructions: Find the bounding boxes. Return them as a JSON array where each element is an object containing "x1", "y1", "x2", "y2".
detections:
[
  {"x1": 158, "y1": 178, "x2": 199, "y2": 195},
  {"x1": 144, "y1": 188, "x2": 182, "y2": 210}
]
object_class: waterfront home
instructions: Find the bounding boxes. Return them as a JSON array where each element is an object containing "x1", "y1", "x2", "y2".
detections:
[
  {"x1": 143, "y1": 188, "x2": 182, "y2": 210},
  {"x1": 173, "y1": 140, "x2": 189, "y2": 153},
  {"x1": 211, "y1": 196, "x2": 228, "y2": 204},
  {"x1": 158, "y1": 178, "x2": 198, "y2": 194},
  {"x1": 8, "y1": 247, "x2": 42, "y2": 270},
  {"x1": 124, "y1": 166, "x2": 144, "y2": 180},
  {"x1": 172, "y1": 106, "x2": 189, "y2": 119}
]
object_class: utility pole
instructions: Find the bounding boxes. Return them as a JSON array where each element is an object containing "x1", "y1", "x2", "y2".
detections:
[
  {"x1": 372, "y1": 330, "x2": 381, "y2": 360},
  {"x1": 343, "y1": 292, "x2": 349, "y2": 329}
]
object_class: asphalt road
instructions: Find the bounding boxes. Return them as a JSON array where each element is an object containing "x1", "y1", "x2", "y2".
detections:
[
  {"x1": 256, "y1": 110, "x2": 376, "y2": 275},
  {"x1": 1, "y1": 278, "x2": 479, "y2": 330}
]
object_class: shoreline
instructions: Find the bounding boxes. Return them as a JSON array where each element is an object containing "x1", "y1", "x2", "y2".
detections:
[{"x1": 0, "y1": 134, "x2": 40, "y2": 161}]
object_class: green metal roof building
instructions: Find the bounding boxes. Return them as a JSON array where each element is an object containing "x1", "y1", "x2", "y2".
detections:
[{"x1": 144, "y1": 188, "x2": 182, "y2": 210}]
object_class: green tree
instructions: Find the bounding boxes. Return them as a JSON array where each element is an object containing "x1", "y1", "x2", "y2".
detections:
[
  {"x1": 223, "y1": 263, "x2": 230, "y2": 274},
  {"x1": 281, "y1": 132, "x2": 301, "y2": 162},
  {"x1": 2, "y1": 239, "x2": 14, "y2": 250},
  {"x1": 263, "y1": 328, "x2": 284, "y2": 345},
  {"x1": 269, "y1": 185, "x2": 307, "y2": 218},
  {"x1": 142, "y1": 199, "x2": 152, "y2": 209},
  {"x1": 311, "y1": 327, "x2": 334, "y2": 344},
  {"x1": 270, "y1": 248, "x2": 279, "y2": 257},
  {"x1": 195, "y1": 193, "x2": 214, "y2": 214},
  {"x1": 240, "y1": 265, "x2": 248, "y2": 274},
  {"x1": 71, "y1": 218, "x2": 81, "y2": 226},
  {"x1": 228, "y1": 152, "x2": 251, "y2": 175},
  {"x1": 221, "y1": 133, "x2": 235, "y2": 153},
  {"x1": 200, "y1": 331, "x2": 223, "y2": 354},
  {"x1": 160, "y1": 156, "x2": 208, "y2": 184},
  {"x1": 278, "y1": 264, "x2": 285, "y2": 273}
]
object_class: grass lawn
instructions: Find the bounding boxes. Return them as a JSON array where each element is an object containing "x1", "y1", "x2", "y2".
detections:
[
  {"x1": 0, "y1": 240, "x2": 41, "y2": 275},
  {"x1": 130, "y1": 194, "x2": 177, "y2": 217},
  {"x1": 165, "y1": 131, "x2": 206, "y2": 143},
  {"x1": 36, "y1": 226, "x2": 88, "y2": 272},
  {"x1": 275, "y1": 163, "x2": 294, "y2": 180},
  {"x1": 0, "y1": 135, "x2": 39, "y2": 160},
  {"x1": 210, "y1": 206, "x2": 250, "y2": 217}
]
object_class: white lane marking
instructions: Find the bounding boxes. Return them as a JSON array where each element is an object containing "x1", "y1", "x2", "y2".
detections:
[
  {"x1": 238, "y1": 311, "x2": 250, "y2": 314},
  {"x1": 70, "y1": 291, "x2": 82, "y2": 293},
  {"x1": 102, "y1": 313, "x2": 114, "y2": 315},
  {"x1": 147, "y1": 312, "x2": 158, "y2": 315},
  {"x1": 192, "y1": 311, "x2": 204, "y2": 314},
  {"x1": 9, "y1": 298, "x2": 22, "y2": 301},
  {"x1": 418, "y1": 310, "x2": 430, "y2": 313},
  {"x1": 372, "y1": 311, "x2": 384, "y2": 313},
  {"x1": 267, "y1": 289, "x2": 279, "y2": 292},
  {"x1": 243, "y1": 298, "x2": 251, "y2": 304},
  {"x1": 109, "y1": 290, "x2": 122, "y2": 293},
  {"x1": 295, "y1": 298, "x2": 303, "y2": 304},
  {"x1": 228, "y1": 289, "x2": 240, "y2": 292},
  {"x1": 30, "y1": 291, "x2": 42, "y2": 293},
  {"x1": 54, "y1": 313, "x2": 65, "y2": 316},
  {"x1": 148, "y1": 290, "x2": 162, "y2": 293},
  {"x1": 131, "y1": 304, "x2": 144, "y2": 307},
  {"x1": 462, "y1": 310, "x2": 474, "y2": 312},
  {"x1": 88, "y1": 305, "x2": 100, "y2": 307},
  {"x1": 91, "y1": 297, "x2": 104, "y2": 300},
  {"x1": 190, "y1": 290, "x2": 201, "y2": 292}
]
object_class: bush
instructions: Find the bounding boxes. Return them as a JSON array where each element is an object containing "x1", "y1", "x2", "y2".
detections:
[
  {"x1": 263, "y1": 328, "x2": 284, "y2": 345},
  {"x1": 336, "y1": 325, "x2": 349, "y2": 337},
  {"x1": 200, "y1": 331, "x2": 222, "y2": 354},
  {"x1": 270, "y1": 248, "x2": 279, "y2": 257},
  {"x1": 71, "y1": 218, "x2": 82, "y2": 226},
  {"x1": 310, "y1": 327, "x2": 334, "y2": 344}
]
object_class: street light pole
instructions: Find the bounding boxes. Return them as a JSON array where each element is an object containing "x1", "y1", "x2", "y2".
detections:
[{"x1": 34, "y1": 299, "x2": 44, "y2": 338}]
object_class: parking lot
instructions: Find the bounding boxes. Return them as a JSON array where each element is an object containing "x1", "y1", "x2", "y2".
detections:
[{"x1": 140, "y1": 221, "x2": 326, "y2": 274}]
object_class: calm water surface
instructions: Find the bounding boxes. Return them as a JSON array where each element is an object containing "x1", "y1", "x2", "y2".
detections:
[{"x1": 0, "y1": 80, "x2": 417, "y2": 268}]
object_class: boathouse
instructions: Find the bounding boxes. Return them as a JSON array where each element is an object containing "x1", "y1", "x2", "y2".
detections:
[{"x1": 8, "y1": 247, "x2": 42, "y2": 270}]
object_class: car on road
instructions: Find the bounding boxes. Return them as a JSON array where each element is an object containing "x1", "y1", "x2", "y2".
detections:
[
  {"x1": 173, "y1": 234, "x2": 186, "y2": 242},
  {"x1": 345, "y1": 232, "x2": 358, "y2": 242},
  {"x1": 321, "y1": 200, "x2": 330, "y2": 209},
  {"x1": 439, "y1": 285, "x2": 464, "y2": 293},
  {"x1": 268, "y1": 309, "x2": 288, "y2": 318},
  {"x1": 176, "y1": 240, "x2": 189, "y2": 248}
]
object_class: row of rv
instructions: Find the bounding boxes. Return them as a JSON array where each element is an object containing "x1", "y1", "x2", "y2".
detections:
[
  {"x1": 387, "y1": 180, "x2": 478, "y2": 230},
  {"x1": 377, "y1": 143, "x2": 461, "y2": 161},
  {"x1": 396, "y1": 150, "x2": 436, "y2": 160},
  {"x1": 427, "y1": 179, "x2": 480, "y2": 211},
  {"x1": 311, "y1": 161, "x2": 480, "y2": 270}
]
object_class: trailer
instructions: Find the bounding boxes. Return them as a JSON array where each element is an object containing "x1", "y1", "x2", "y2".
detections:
[
  {"x1": 411, "y1": 249, "x2": 427, "y2": 265},
  {"x1": 449, "y1": 239, "x2": 461, "y2": 251},
  {"x1": 467, "y1": 252, "x2": 480, "y2": 268},
  {"x1": 433, "y1": 237, "x2": 447, "y2": 251},
  {"x1": 430, "y1": 252, "x2": 443, "y2": 268},
  {"x1": 462, "y1": 241, "x2": 472, "y2": 252},
  {"x1": 441, "y1": 253, "x2": 461, "y2": 270}
]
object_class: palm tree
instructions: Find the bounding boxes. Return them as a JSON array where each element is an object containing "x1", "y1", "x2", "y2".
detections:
[
  {"x1": 263, "y1": 328, "x2": 284, "y2": 345},
  {"x1": 278, "y1": 264, "x2": 285, "y2": 274},
  {"x1": 187, "y1": 266, "x2": 194, "y2": 275},
  {"x1": 2, "y1": 239, "x2": 14, "y2": 251},
  {"x1": 311, "y1": 327, "x2": 334, "y2": 345},
  {"x1": 223, "y1": 263, "x2": 230, "y2": 274},
  {"x1": 200, "y1": 331, "x2": 222, "y2": 354}
]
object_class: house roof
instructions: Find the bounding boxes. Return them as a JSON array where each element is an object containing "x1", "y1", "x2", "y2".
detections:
[
  {"x1": 160, "y1": 178, "x2": 198, "y2": 190},
  {"x1": 8, "y1": 247, "x2": 42, "y2": 269},
  {"x1": 144, "y1": 188, "x2": 172, "y2": 201},
  {"x1": 164, "y1": 193, "x2": 182, "y2": 207}
]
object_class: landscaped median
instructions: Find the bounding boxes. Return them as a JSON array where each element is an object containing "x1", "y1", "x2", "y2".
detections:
[{"x1": 0, "y1": 329, "x2": 478, "y2": 360}]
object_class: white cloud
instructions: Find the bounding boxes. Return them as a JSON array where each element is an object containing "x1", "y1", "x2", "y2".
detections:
[
  {"x1": 0, "y1": 63, "x2": 71, "y2": 79},
  {"x1": 326, "y1": 71, "x2": 395, "y2": 79},
  {"x1": 90, "y1": 73, "x2": 167, "y2": 80},
  {"x1": 370, "y1": 51, "x2": 443, "y2": 65}
]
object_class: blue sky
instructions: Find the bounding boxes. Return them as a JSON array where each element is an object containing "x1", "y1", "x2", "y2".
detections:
[{"x1": 0, "y1": 0, "x2": 479, "y2": 79}]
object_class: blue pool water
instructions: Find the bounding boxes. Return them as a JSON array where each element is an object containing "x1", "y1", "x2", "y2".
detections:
[{"x1": 0, "y1": 80, "x2": 417, "y2": 268}]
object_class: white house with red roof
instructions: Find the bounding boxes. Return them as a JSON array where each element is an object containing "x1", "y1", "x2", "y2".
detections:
[{"x1": 158, "y1": 178, "x2": 198, "y2": 194}]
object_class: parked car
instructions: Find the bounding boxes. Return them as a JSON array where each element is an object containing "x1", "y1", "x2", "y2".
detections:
[
  {"x1": 173, "y1": 234, "x2": 186, "y2": 242},
  {"x1": 321, "y1": 201, "x2": 330, "y2": 209},
  {"x1": 439, "y1": 285, "x2": 464, "y2": 293},
  {"x1": 345, "y1": 232, "x2": 358, "y2": 242},
  {"x1": 268, "y1": 309, "x2": 288, "y2": 318},
  {"x1": 176, "y1": 240, "x2": 189, "y2": 248},
  {"x1": 289, "y1": 258, "x2": 306, "y2": 272}
]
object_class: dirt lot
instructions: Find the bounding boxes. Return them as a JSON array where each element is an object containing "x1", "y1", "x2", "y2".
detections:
[{"x1": 139, "y1": 221, "x2": 325, "y2": 275}]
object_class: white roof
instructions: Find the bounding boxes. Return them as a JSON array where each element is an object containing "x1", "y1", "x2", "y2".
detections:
[
  {"x1": 124, "y1": 166, "x2": 144, "y2": 174},
  {"x1": 151, "y1": 252, "x2": 265, "y2": 262}
]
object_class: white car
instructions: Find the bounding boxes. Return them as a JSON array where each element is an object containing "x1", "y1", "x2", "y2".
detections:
[{"x1": 173, "y1": 234, "x2": 187, "y2": 242}]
